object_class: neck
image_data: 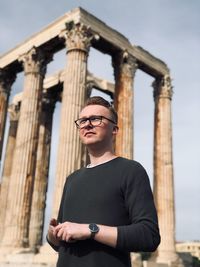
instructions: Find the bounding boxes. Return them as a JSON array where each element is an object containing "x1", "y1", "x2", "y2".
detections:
[{"x1": 87, "y1": 146, "x2": 117, "y2": 166}]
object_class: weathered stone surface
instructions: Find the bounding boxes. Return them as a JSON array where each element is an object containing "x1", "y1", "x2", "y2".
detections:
[
  {"x1": 152, "y1": 75, "x2": 183, "y2": 266},
  {"x1": 0, "y1": 69, "x2": 16, "y2": 162},
  {"x1": 29, "y1": 91, "x2": 56, "y2": 251},
  {"x1": 113, "y1": 51, "x2": 137, "y2": 159},
  {"x1": 52, "y1": 22, "x2": 94, "y2": 218},
  {"x1": 1, "y1": 47, "x2": 51, "y2": 248},
  {"x1": 0, "y1": 243, "x2": 57, "y2": 267},
  {"x1": 0, "y1": 99, "x2": 20, "y2": 240}
]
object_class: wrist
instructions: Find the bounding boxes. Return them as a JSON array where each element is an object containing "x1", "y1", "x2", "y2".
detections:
[{"x1": 88, "y1": 223, "x2": 100, "y2": 239}]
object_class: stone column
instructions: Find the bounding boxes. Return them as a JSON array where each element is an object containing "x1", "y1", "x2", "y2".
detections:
[
  {"x1": 52, "y1": 22, "x2": 94, "y2": 218},
  {"x1": 113, "y1": 52, "x2": 139, "y2": 267},
  {"x1": 153, "y1": 75, "x2": 181, "y2": 265},
  {"x1": 0, "y1": 69, "x2": 16, "y2": 163},
  {"x1": 113, "y1": 51, "x2": 137, "y2": 159},
  {"x1": 29, "y1": 91, "x2": 56, "y2": 252},
  {"x1": 0, "y1": 101, "x2": 20, "y2": 242},
  {"x1": 1, "y1": 47, "x2": 51, "y2": 248}
]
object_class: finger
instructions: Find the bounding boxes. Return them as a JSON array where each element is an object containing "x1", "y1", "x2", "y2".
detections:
[
  {"x1": 65, "y1": 234, "x2": 72, "y2": 243},
  {"x1": 54, "y1": 224, "x2": 63, "y2": 235},
  {"x1": 56, "y1": 227, "x2": 65, "y2": 238},
  {"x1": 55, "y1": 223, "x2": 64, "y2": 231},
  {"x1": 49, "y1": 225, "x2": 55, "y2": 232},
  {"x1": 65, "y1": 228, "x2": 72, "y2": 242},
  {"x1": 62, "y1": 231, "x2": 68, "y2": 241}
]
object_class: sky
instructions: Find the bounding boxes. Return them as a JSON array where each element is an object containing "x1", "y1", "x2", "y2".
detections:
[{"x1": 0, "y1": 0, "x2": 200, "y2": 242}]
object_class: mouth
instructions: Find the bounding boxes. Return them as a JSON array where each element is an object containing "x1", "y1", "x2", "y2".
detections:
[{"x1": 84, "y1": 131, "x2": 96, "y2": 137}]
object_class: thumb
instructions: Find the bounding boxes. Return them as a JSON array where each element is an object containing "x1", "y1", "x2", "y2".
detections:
[{"x1": 50, "y1": 218, "x2": 58, "y2": 226}]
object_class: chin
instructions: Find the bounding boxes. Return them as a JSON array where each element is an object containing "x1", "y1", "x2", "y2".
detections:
[
  {"x1": 81, "y1": 138, "x2": 100, "y2": 146},
  {"x1": 81, "y1": 137, "x2": 97, "y2": 144},
  {"x1": 82, "y1": 140, "x2": 98, "y2": 146}
]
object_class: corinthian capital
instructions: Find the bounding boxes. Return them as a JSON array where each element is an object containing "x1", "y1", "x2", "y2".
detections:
[
  {"x1": 112, "y1": 51, "x2": 138, "y2": 79},
  {"x1": 19, "y1": 47, "x2": 52, "y2": 76},
  {"x1": 153, "y1": 75, "x2": 173, "y2": 100},
  {"x1": 59, "y1": 22, "x2": 97, "y2": 53}
]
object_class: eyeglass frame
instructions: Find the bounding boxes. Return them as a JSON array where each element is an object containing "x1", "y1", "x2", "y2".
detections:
[{"x1": 74, "y1": 115, "x2": 117, "y2": 129}]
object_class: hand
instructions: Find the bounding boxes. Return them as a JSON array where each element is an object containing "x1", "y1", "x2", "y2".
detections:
[
  {"x1": 47, "y1": 218, "x2": 60, "y2": 246},
  {"x1": 54, "y1": 221, "x2": 91, "y2": 243}
]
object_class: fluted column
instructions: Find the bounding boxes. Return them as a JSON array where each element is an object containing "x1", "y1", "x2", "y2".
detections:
[
  {"x1": 153, "y1": 75, "x2": 181, "y2": 265},
  {"x1": 52, "y1": 22, "x2": 95, "y2": 218},
  {"x1": 29, "y1": 91, "x2": 56, "y2": 251},
  {"x1": 0, "y1": 69, "x2": 16, "y2": 163},
  {"x1": 1, "y1": 47, "x2": 51, "y2": 248},
  {"x1": 113, "y1": 51, "x2": 137, "y2": 159},
  {"x1": 0, "y1": 101, "x2": 20, "y2": 242}
]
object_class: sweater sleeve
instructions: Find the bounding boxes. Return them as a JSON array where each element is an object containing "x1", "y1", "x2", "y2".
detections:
[
  {"x1": 46, "y1": 235, "x2": 59, "y2": 252},
  {"x1": 116, "y1": 162, "x2": 160, "y2": 252}
]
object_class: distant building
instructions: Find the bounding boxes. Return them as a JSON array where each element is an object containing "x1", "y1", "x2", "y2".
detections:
[{"x1": 176, "y1": 242, "x2": 200, "y2": 260}]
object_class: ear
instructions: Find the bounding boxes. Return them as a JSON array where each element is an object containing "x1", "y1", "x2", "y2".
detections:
[{"x1": 112, "y1": 125, "x2": 119, "y2": 136}]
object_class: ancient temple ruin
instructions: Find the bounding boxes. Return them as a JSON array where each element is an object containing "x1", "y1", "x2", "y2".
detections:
[{"x1": 0, "y1": 7, "x2": 182, "y2": 267}]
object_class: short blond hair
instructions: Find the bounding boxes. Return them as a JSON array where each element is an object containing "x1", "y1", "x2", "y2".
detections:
[{"x1": 84, "y1": 96, "x2": 118, "y2": 124}]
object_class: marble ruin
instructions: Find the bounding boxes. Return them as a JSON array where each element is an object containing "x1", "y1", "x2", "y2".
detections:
[{"x1": 0, "y1": 7, "x2": 182, "y2": 267}]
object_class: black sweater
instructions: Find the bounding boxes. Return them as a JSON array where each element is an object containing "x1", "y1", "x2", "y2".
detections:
[{"x1": 49, "y1": 157, "x2": 160, "y2": 267}]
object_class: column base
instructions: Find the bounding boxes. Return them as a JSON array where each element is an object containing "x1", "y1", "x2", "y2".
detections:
[
  {"x1": 131, "y1": 252, "x2": 143, "y2": 267},
  {"x1": 0, "y1": 242, "x2": 57, "y2": 267},
  {"x1": 149, "y1": 251, "x2": 184, "y2": 267}
]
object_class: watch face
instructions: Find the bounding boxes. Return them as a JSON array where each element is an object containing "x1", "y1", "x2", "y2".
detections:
[{"x1": 89, "y1": 223, "x2": 99, "y2": 233}]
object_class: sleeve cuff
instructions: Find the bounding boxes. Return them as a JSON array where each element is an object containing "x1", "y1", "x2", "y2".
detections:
[{"x1": 46, "y1": 235, "x2": 60, "y2": 252}]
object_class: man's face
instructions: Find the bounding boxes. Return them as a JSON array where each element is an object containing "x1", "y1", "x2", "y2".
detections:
[{"x1": 77, "y1": 104, "x2": 118, "y2": 148}]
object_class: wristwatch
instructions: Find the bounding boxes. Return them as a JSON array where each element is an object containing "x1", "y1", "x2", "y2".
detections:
[{"x1": 89, "y1": 223, "x2": 99, "y2": 239}]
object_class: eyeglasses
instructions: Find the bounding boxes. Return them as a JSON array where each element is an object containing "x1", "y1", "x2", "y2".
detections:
[{"x1": 75, "y1": 115, "x2": 116, "y2": 129}]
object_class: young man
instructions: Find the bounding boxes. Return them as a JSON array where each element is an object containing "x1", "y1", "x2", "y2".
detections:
[{"x1": 47, "y1": 96, "x2": 160, "y2": 267}]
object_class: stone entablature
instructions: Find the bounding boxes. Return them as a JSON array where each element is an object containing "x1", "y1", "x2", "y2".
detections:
[
  {"x1": 43, "y1": 70, "x2": 114, "y2": 96},
  {"x1": 0, "y1": 8, "x2": 168, "y2": 76}
]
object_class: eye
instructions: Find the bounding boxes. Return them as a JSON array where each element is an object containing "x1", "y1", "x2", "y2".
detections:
[
  {"x1": 79, "y1": 118, "x2": 87, "y2": 125},
  {"x1": 90, "y1": 116, "x2": 101, "y2": 122}
]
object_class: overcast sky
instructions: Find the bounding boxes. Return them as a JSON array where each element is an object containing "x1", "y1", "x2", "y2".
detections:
[{"x1": 0, "y1": 0, "x2": 200, "y2": 242}]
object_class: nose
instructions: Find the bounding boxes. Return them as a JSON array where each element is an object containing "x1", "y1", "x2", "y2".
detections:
[{"x1": 81, "y1": 119, "x2": 93, "y2": 129}]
